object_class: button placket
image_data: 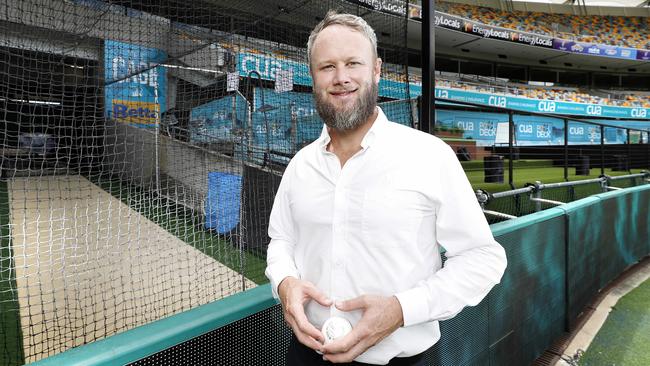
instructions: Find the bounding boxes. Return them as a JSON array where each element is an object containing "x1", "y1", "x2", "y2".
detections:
[{"x1": 330, "y1": 172, "x2": 349, "y2": 301}]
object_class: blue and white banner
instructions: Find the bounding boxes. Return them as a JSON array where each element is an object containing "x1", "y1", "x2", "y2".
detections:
[
  {"x1": 552, "y1": 39, "x2": 637, "y2": 60},
  {"x1": 238, "y1": 52, "x2": 311, "y2": 87},
  {"x1": 252, "y1": 88, "x2": 316, "y2": 117},
  {"x1": 435, "y1": 87, "x2": 650, "y2": 120},
  {"x1": 189, "y1": 93, "x2": 249, "y2": 143},
  {"x1": 436, "y1": 109, "x2": 650, "y2": 146},
  {"x1": 238, "y1": 52, "x2": 422, "y2": 99},
  {"x1": 104, "y1": 40, "x2": 167, "y2": 126}
]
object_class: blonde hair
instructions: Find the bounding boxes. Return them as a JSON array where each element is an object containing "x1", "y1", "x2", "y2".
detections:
[{"x1": 307, "y1": 10, "x2": 378, "y2": 66}]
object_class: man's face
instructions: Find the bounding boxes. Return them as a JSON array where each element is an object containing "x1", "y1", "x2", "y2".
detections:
[{"x1": 310, "y1": 25, "x2": 381, "y2": 131}]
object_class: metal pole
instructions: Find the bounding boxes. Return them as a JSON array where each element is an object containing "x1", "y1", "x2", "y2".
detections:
[
  {"x1": 534, "y1": 181, "x2": 542, "y2": 212},
  {"x1": 421, "y1": 0, "x2": 434, "y2": 134},
  {"x1": 154, "y1": 72, "x2": 161, "y2": 195},
  {"x1": 564, "y1": 118, "x2": 569, "y2": 182},
  {"x1": 600, "y1": 125, "x2": 605, "y2": 176},
  {"x1": 508, "y1": 111, "x2": 514, "y2": 189},
  {"x1": 627, "y1": 128, "x2": 632, "y2": 173},
  {"x1": 403, "y1": 2, "x2": 411, "y2": 128}
]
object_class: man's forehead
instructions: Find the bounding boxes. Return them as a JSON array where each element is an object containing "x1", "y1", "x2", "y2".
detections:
[{"x1": 311, "y1": 25, "x2": 374, "y2": 58}]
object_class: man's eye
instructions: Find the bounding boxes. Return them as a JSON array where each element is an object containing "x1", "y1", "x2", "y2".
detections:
[{"x1": 322, "y1": 65, "x2": 334, "y2": 70}]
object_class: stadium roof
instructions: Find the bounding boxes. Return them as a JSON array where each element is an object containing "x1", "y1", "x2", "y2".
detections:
[{"x1": 512, "y1": 0, "x2": 649, "y2": 7}]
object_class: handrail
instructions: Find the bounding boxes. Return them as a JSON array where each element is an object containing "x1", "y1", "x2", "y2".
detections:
[{"x1": 476, "y1": 171, "x2": 649, "y2": 219}]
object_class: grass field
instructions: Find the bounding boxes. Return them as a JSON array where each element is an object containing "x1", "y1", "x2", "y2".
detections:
[
  {"x1": 0, "y1": 181, "x2": 25, "y2": 366},
  {"x1": 579, "y1": 278, "x2": 650, "y2": 366},
  {"x1": 93, "y1": 177, "x2": 269, "y2": 285},
  {"x1": 462, "y1": 159, "x2": 646, "y2": 192}
]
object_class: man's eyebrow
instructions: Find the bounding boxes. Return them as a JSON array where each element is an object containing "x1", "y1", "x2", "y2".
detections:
[{"x1": 315, "y1": 57, "x2": 365, "y2": 66}]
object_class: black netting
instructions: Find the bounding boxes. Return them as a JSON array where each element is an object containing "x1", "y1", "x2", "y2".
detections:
[
  {"x1": 0, "y1": 0, "x2": 415, "y2": 364},
  {"x1": 129, "y1": 305, "x2": 291, "y2": 366}
]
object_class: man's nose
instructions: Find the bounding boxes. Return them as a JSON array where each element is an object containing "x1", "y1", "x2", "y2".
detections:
[{"x1": 332, "y1": 67, "x2": 351, "y2": 85}]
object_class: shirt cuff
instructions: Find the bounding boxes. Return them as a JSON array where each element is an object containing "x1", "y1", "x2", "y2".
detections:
[
  {"x1": 394, "y1": 287, "x2": 430, "y2": 327},
  {"x1": 265, "y1": 264, "x2": 300, "y2": 299}
]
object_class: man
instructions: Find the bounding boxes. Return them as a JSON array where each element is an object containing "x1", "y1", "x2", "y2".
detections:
[{"x1": 265, "y1": 11, "x2": 507, "y2": 365}]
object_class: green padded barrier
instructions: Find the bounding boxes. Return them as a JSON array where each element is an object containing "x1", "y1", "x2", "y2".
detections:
[
  {"x1": 490, "y1": 207, "x2": 565, "y2": 237},
  {"x1": 557, "y1": 196, "x2": 604, "y2": 329},
  {"x1": 127, "y1": 303, "x2": 291, "y2": 366},
  {"x1": 28, "y1": 285, "x2": 277, "y2": 366},
  {"x1": 592, "y1": 185, "x2": 650, "y2": 267},
  {"x1": 560, "y1": 184, "x2": 650, "y2": 329},
  {"x1": 427, "y1": 298, "x2": 490, "y2": 365},
  {"x1": 426, "y1": 208, "x2": 567, "y2": 365},
  {"x1": 489, "y1": 210, "x2": 567, "y2": 365}
]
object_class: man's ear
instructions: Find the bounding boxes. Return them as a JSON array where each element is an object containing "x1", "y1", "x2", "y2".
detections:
[{"x1": 374, "y1": 57, "x2": 382, "y2": 84}]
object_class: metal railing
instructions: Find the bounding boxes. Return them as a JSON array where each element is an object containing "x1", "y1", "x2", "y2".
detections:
[{"x1": 476, "y1": 171, "x2": 650, "y2": 220}]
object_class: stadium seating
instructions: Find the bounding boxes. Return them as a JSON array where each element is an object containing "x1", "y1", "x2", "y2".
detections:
[
  {"x1": 437, "y1": 77, "x2": 650, "y2": 108},
  {"x1": 436, "y1": 1, "x2": 650, "y2": 49}
]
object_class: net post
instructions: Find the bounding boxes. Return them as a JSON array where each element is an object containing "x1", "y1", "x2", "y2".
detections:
[
  {"x1": 421, "y1": 0, "x2": 435, "y2": 134},
  {"x1": 627, "y1": 128, "x2": 632, "y2": 173},
  {"x1": 563, "y1": 118, "x2": 569, "y2": 182},
  {"x1": 508, "y1": 111, "x2": 514, "y2": 189},
  {"x1": 600, "y1": 125, "x2": 605, "y2": 176}
]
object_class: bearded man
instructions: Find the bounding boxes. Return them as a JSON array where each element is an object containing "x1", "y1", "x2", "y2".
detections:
[{"x1": 265, "y1": 11, "x2": 507, "y2": 366}]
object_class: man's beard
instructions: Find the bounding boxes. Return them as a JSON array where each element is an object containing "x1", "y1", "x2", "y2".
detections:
[{"x1": 314, "y1": 80, "x2": 378, "y2": 131}]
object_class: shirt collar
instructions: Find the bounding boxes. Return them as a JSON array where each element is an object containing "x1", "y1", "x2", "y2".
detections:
[{"x1": 318, "y1": 106, "x2": 388, "y2": 152}]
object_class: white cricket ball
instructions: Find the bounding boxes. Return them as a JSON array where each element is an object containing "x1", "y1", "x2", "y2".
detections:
[{"x1": 321, "y1": 316, "x2": 352, "y2": 344}]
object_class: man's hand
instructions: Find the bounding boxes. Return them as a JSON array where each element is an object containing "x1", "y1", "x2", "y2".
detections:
[
  {"x1": 278, "y1": 277, "x2": 332, "y2": 351},
  {"x1": 321, "y1": 295, "x2": 404, "y2": 363}
]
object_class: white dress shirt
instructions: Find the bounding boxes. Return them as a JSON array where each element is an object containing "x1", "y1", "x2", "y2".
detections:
[{"x1": 265, "y1": 107, "x2": 507, "y2": 365}]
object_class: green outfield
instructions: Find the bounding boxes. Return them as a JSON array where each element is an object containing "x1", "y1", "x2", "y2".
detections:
[
  {"x1": 0, "y1": 181, "x2": 25, "y2": 366},
  {"x1": 93, "y1": 178, "x2": 269, "y2": 285},
  {"x1": 579, "y1": 278, "x2": 650, "y2": 366},
  {"x1": 461, "y1": 159, "x2": 646, "y2": 192}
]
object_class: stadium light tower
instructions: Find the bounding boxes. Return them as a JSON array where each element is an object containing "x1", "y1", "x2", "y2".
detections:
[{"x1": 421, "y1": 0, "x2": 435, "y2": 134}]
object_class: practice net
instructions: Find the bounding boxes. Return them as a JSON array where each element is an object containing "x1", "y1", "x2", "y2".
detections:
[{"x1": 0, "y1": 0, "x2": 416, "y2": 364}]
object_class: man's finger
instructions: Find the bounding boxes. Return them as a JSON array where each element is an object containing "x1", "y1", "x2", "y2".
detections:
[
  {"x1": 321, "y1": 326, "x2": 365, "y2": 354},
  {"x1": 286, "y1": 313, "x2": 324, "y2": 351},
  {"x1": 291, "y1": 304, "x2": 325, "y2": 342},
  {"x1": 304, "y1": 286, "x2": 333, "y2": 307},
  {"x1": 335, "y1": 295, "x2": 367, "y2": 312},
  {"x1": 294, "y1": 330, "x2": 324, "y2": 352},
  {"x1": 323, "y1": 335, "x2": 370, "y2": 363}
]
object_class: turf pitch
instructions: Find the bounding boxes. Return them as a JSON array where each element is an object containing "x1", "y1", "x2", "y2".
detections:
[{"x1": 579, "y1": 278, "x2": 650, "y2": 366}]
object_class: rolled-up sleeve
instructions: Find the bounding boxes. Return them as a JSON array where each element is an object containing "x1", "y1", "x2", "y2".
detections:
[
  {"x1": 265, "y1": 161, "x2": 300, "y2": 298},
  {"x1": 395, "y1": 144, "x2": 507, "y2": 327}
]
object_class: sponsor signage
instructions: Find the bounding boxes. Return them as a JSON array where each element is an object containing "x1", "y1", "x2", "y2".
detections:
[
  {"x1": 434, "y1": 13, "x2": 464, "y2": 31},
  {"x1": 455, "y1": 17, "x2": 553, "y2": 49},
  {"x1": 436, "y1": 87, "x2": 650, "y2": 120},
  {"x1": 552, "y1": 39, "x2": 638, "y2": 60},
  {"x1": 637, "y1": 49, "x2": 650, "y2": 60},
  {"x1": 347, "y1": 0, "x2": 407, "y2": 16},
  {"x1": 511, "y1": 32, "x2": 553, "y2": 48},
  {"x1": 189, "y1": 94, "x2": 248, "y2": 143},
  {"x1": 463, "y1": 21, "x2": 512, "y2": 41},
  {"x1": 238, "y1": 52, "x2": 311, "y2": 87},
  {"x1": 104, "y1": 40, "x2": 167, "y2": 126},
  {"x1": 436, "y1": 110, "x2": 648, "y2": 146}
]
